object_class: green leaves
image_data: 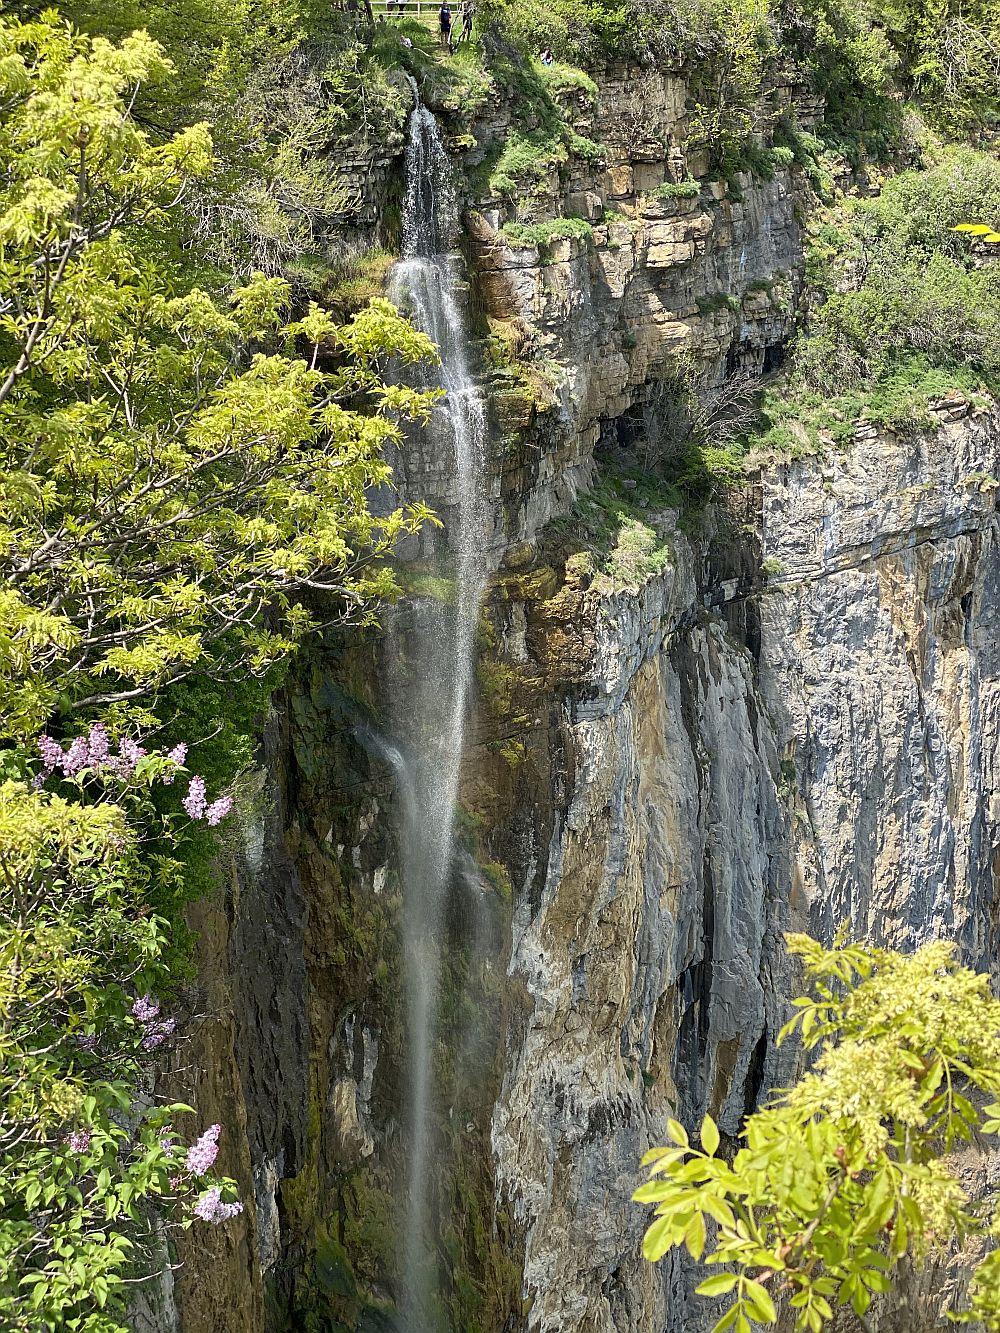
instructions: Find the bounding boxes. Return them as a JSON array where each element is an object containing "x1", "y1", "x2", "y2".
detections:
[
  {"x1": 701, "y1": 1114, "x2": 721, "y2": 1157},
  {"x1": 638, "y1": 934, "x2": 1000, "y2": 1332},
  {"x1": 665, "y1": 1117, "x2": 689, "y2": 1147},
  {"x1": 696, "y1": 1273, "x2": 739, "y2": 1297},
  {"x1": 0, "y1": 16, "x2": 438, "y2": 737},
  {"x1": 743, "y1": 1279, "x2": 777, "y2": 1323}
]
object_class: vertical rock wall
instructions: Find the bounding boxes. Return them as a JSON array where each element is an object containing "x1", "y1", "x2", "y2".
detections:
[{"x1": 484, "y1": 409, "x2": 1000, "y2": 1333}]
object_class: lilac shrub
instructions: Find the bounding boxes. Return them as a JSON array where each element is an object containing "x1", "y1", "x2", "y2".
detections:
[
  {"x1": 17, "y1": 727, "x2": 245, "y2": 1247},
  {"x1": 186, "y1": 1124, "x2": 221, "y2": 1175},
  {"x1": 192, "y1": 1187, "x2": 244, "y2": 1224},
  {"x1": 34, "y1": 726, "x2": 234, "y2": 830},
  {"x1": 130, "y1": 994, "x2": 177, "y2": 1049}
]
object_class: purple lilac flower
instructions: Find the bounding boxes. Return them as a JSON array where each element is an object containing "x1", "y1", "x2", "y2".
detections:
[
  {"x1": 205, "y1": 796, "x2": 233, "y2": 827},
  {"x1": 183, "y1": 775, "x2": 207, "y2": 820},
  {"x1": 119, "y1": 738, "x2": 146, "y2": 769},
  {"x1": 192, "y1": 1186, "x2": 243, "y2": 1224},
  {"x1": 169, "y1": 1174, "x2": 185, "y2": 1190},
  {"x1": 186, "y1": 1124, "x2": 221, "y2": 1175},
  {"x1": 62, "y1": 736, "x2": 90, "y2": 776},
  {"x1": 87, "y1": 723, "x2": 110, "y2": 766},
  {"x1": 37, "y1": 736, "x2": 64, "y2": 771},
  {"x1": 132, "y1": 994, "x2": 160, "y2": 1024},
  {"x1": 64, "y1": 1128, "x2": 91, "y2": 1153},
  {"x1": 162, "y1": 743, "x2": 188, "y2": 786},
  {"x1": 141, "y1": 1017, "x2": 176, "y2": 1051}
]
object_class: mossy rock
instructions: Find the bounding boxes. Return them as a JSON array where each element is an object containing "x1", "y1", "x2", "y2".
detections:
[
  {"x1": 493, "y1": 386, "x2": 536, "y2": 433},
  {"x1": 495, "y1": 565, "x2": 561, "y2": 603}
]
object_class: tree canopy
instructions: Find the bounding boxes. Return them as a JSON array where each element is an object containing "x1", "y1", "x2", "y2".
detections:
[
  {"x1": 0, "y1": 9, "x2": 436, "y2": 1328},
  {"x1": 0, "y1": 8, "x2": 436, "y2": 737}
]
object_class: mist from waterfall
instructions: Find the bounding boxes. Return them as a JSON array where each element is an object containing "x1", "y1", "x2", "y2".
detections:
[{"x1": 387, "y1": 82, "x2": 488, "y2": 1330}]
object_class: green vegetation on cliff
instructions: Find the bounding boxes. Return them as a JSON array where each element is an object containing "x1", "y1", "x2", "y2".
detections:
[
  {"x1": 640, "y1": 934, "x2": 1000, "y2": 1332},
  {"x1": 750, "y1": 146, "x2": 1000, "y2": 458},
  {"x1": 482, "y1": 0, "x2": 1000, "y2": 146}
]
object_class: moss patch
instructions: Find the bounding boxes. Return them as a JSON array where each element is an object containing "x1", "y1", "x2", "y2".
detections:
[{"x1": 546, "y1": 468, "x2": 679, "y2": 591}]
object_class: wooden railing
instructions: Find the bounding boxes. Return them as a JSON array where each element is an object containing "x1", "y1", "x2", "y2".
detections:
[{"x1": 371, "y1": 0, "x2": 439, "y2": 20}]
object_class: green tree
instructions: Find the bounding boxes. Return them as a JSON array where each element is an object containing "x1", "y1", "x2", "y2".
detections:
[
  {"x1": 0, "y1": 726, "x2": 244, "y2": 1331},
  {"x1": 0, "y1": 9, "x2": 436, "y2": 738},
  {"x1": 677, "y1": 0, "x2": 777, "y2": 167},
  {"x1": 637, "y1": 934, "x2": 1000, "y2": 1332}
]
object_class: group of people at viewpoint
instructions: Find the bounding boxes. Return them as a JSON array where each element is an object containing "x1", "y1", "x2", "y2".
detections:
[
  {"x1": 436, "y1": 3, "x2": 553, "y2": 61},
  {"x1": 390, "y1": 0, "x2": 554, "y2": 63}
]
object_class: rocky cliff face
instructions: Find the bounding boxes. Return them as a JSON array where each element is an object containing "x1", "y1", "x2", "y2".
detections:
[
  {"x1": 485, "y1": 407, "x2": 1000, "y2": 1333},
  {"x1": 147, "y1": 55, "x2": 1000, "y2": 1333}
]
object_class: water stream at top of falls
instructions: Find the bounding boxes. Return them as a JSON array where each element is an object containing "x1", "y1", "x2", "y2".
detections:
[{"x1": 387, "y1": 80, "x2": 489, "y2": 1330}]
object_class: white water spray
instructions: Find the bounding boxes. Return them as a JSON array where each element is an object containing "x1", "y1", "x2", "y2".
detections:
[{"x1": 388, "y1": 81, "x2": 489, "y2": 1330}]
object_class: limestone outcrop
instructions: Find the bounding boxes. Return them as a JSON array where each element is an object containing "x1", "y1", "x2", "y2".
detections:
[{"x1": 486, "y1": 410, "x2": 1000, "y2": 1333}]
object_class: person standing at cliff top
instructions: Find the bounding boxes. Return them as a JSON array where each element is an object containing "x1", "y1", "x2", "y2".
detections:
[
  {"x1": 458, "y1": 0, "x2": 473, "y2": 43},
  {"x1": 439, "y1": 1, "x2": 452, "y2": 48},
  {"x1": 539, "y1": 45, "x2": 554, "y2": 65}
]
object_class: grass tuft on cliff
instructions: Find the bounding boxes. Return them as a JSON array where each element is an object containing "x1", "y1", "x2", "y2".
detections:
[{"x1": 547, "y1": 470, "x2": 681, "y2": 590}]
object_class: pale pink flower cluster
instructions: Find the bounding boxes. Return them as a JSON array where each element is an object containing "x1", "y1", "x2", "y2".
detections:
[
  {"x1": 192, "y1": 1186, "x2": 243, "y2": 1225},
  {"x1": 162, "y1": 743, "x2": 188, "y2": 783},
  {"x1": 186, "y1": 1123, "x2": 221, "y2": 1175},
  {"x1": 64, "y1": 1128, "x2": 91, "y2": 1153},
  {"x1": 34, "y1": 730, "x2": 233, "y2": 825},
  {"x1": 36, "y1": 725, "x2": 146, "y2": 784}
]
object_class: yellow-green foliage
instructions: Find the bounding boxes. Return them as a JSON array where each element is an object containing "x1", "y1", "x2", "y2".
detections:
[
  {"x1": 638, "y1": 934, "x2": 1000, "y2": 1332},
  {"x1": 0, "y1": 12, "x2": 439, "y2": 1331},
  {"x1": 494, "y1": 738, "x2": 527, "y2": 769},
  {"x1": 0, "y1": 13, "x2": 438, "y2": 736},
  {"x1": 602, "y1": 518, "x2": 673, "y2": 587},
  {"x1": 296, "y1": 246, "x2": 397, "y2": 314},
  {"x1": 501, "y1": 217, "x2": 595, "y2": 248},
  {"x1": 490, "y1": 130, "x2": 569, "y2": 196}
]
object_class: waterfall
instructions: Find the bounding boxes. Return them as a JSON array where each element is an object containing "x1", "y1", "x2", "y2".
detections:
[{"x1": 387, "y1": 81, "x2": 489, "y2": 1330}]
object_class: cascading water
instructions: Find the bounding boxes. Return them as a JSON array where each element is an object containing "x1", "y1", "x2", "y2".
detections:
[{"x1": 387, "y1": 80, "x2": 489, "y2": 1329}]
